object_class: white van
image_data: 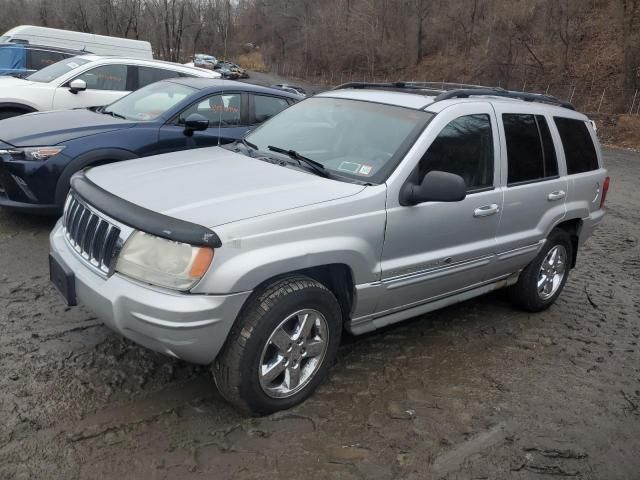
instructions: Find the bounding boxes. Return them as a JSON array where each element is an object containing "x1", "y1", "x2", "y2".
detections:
[{"x1": 0, "y1": 26, "x2": 153, "y2": 60}]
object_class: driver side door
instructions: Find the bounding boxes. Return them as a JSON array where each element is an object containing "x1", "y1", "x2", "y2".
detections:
[
  {"x1": 378, "y1": 103, "x2": 503, "y2": 313},
  {"x1": 52, "y1": 64, "x2": 132, "y2": 110},
  {"x1": 156, "y1": 92, "x2": 249, "y2": 153}
]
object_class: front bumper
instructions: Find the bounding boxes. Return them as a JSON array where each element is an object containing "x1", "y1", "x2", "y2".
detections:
[
  {"x1": 0, "y1": 152, "x2": 60, "y2": 213},
  {"x1": 49, "y1": 221, "x2": 251, "y2": 364}
]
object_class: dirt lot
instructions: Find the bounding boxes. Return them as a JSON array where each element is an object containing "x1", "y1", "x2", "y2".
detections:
[{"x1": 1, "y1": 147, "x2": 639, "y2": 479}]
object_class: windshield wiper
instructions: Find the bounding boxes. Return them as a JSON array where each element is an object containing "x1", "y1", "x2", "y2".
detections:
[
  {"x1": 102, "y1": 110, "x2": 126, "y2": 120},
  {"x1": 240, "y1": 138, "x2": 258, "y2": 150},
  {"x1": 267, "y1": 145, "x2": 330, "y2": 178}
]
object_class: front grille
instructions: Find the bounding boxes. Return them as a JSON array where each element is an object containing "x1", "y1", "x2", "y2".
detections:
[{"x1": 63, "y1": 195, "x2": 121, "y2": 274}]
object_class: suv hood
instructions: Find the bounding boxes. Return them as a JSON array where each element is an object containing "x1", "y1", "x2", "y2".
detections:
[
  {"x1": 0, "y1": 109, "x2": 136, "y2": 147},
  {"x1": 85, "y1": 147, "x2": 366, "y2": 228}
]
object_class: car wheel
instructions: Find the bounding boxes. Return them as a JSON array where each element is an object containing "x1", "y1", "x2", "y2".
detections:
[
  {"x1": 509, "y1": 228, "x2": 573, "y2": 312},
  {"x1": 0, "y1": 109, "x2": 26, "y2": 120},
  {"x1": 213, "y1": 274, "x2": 342, "y2": 416}
]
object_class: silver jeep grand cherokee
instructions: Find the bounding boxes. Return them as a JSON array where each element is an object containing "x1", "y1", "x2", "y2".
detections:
[{"x1": 49, "y1": 83, "x2": 609, "y2": 415}]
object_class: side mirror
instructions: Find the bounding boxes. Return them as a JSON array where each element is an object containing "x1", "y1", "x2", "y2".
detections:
[
  {"x1": 183, "y1": 113, "x2": 209, "y2": 136},
  {"x1": 69, "y1": 79, "x2": 87, "y2": 94},
  {"x1": 400, "y1": 170, "x2": 467, "y2": 206}
]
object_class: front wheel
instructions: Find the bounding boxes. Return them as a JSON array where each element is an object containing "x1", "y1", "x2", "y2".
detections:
[
  {"x1": 213, "y1": 275, "x2": 342, "y2": 416},
  {"x1": 509, "y1": 228, "x2": 573, "y2": 312}
]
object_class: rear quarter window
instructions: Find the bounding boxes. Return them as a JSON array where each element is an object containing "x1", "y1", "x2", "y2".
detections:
[{"x1": 554, "y1": 117, "x2": 599, "y2": 174}]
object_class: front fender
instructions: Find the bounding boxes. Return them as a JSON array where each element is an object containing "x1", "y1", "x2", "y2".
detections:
[
  {"x1": 197, "y1": 237, "x2": 380, "y2": 294},
  {"x1": 54, "y1": 148, "x2": 139, "y2": 207}
]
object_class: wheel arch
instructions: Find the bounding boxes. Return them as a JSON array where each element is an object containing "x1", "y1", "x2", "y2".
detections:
[
  {"x1": 0, "y1": 102, "x2": 37, "y2": 115},
  {"x1": 54, "y1": 148, "x2": 139, "y2": 207},
  {"x1": 239, "y1": 264, "x2": 356, "y2": 327},
  {"x1": 552, "y1": 217, "x2": 583, "y2": 268}
]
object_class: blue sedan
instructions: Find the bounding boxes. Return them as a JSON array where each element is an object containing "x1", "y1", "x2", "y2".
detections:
[{"x1": 0, "y1": 78, "x2": 302, "y2": 213}]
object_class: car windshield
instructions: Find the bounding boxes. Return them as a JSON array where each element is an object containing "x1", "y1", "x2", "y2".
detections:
[
  {"x1": 103, "y1": 81, "x2": 196, "y2": 121},
  {"x1": 27, "y1": 56, "x2": 91, "y2": 83},
  {"x1": 245, "y1": 97, "x2": 432, "y2": 183}
]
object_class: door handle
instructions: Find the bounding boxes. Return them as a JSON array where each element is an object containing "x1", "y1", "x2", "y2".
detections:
[
  {"x1": 474, "y1": 204, "x2": 500, "y2": 217},
  {"x1": 547, "y1": 190, "x2": 566, "y2": 201}
]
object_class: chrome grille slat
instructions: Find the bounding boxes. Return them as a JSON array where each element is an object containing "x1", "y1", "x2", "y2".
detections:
[{"x1": 62, "y1": 194, "x2": 121, "y2": 274}]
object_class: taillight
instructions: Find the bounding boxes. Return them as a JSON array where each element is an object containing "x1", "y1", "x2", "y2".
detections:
[{"x1": 600, "y1": 176, "x2": 610, "y2": 209}]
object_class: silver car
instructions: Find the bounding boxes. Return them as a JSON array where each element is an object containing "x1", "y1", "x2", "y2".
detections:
[{"x1": 49, "y1": 83, "x2": 609, "y2": 415}]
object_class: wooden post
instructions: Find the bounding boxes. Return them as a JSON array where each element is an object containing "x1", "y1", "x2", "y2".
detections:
[
  {"x1": 597, "y1": 88, "x2": 605, "y2": 113},
  {"x1": 629, "y1": 89, "x2": 638, "y2": 114}
]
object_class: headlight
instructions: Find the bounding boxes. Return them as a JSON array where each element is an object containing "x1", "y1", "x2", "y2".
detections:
[
  {"x1": 0, "y1": 146, "x2": 65, "y2": 161},
  {"x1": 115, "y1": 231, "x2": 214, "y2": 291}
]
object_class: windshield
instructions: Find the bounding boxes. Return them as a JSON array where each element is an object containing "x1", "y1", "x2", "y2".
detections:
[
  {"x1": 103, "y1": 81, "x2": 196, "y2": 121},
  {"x1": 27, "y1": 56, "x2": 90, "y2": 83},
  {"x1": 246, "y1": 97, "x2": 432, "y2": 183}
]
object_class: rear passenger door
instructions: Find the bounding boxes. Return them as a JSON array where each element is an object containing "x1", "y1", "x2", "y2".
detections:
[{"x1": 491, "y1": 105, "x2": 568, "y2": 277}]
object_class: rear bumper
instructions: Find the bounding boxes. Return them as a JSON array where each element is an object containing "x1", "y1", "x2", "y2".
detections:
[{"x1": 49, "y1": 221, "x2": 251, "y2": 364}]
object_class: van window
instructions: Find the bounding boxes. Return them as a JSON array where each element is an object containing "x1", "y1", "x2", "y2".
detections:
[
  {"x1": 254, "y1": 95, "x2": 290, "y2": 124},
  {"x1": 28, "y1": 49, "x2": 68, "y2": 70},
  {"x1": 418, "y1": 114, "x2": 494, "y2": 192},
  {"x1": 75, "y1": 64, "x2": 128, "y2": 91},
  {"x1": 554, "y1": 117, "x2": 599, "y2": 174},
  {"x1": 137, "y1": 66, "x2": 181, "y2": 88},
  {"x1": 503, "y1": 114, "x2": 558, "y2": 185}
]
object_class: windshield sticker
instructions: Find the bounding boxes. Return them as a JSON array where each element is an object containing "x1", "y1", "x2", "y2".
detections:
[
  {"x1": 338, "y1": 161, "x2": 361, "y2": 174},
  {"x1": 358, "y1": 165, "x2": 373, "y2": 176},
  {"x1": 66, "y1": 62, "x2": 79, "y2": 69}
]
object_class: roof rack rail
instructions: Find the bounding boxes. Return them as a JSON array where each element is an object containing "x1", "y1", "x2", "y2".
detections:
[
  {"x1": 433, "y1": 88, "x2": 575, "y2": 110},
  {"x1": 332, "y1": 81, "x2": 575, "y2": 110},
  {"x1": 333, "y1": 81, "x2": 444, "y2": 95}
]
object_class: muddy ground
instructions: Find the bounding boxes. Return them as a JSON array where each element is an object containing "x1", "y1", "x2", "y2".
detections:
[{"x1": 1, "y1": 147, "x2": 639, "y2": 480}]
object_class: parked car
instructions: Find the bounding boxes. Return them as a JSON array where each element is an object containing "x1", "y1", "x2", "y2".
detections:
[
  {"x1": 216, "y1": 61, "x2": 249, "y2": 79},
  {"x1": 0, "y1": 43, "x2": 85, "y2": 77},
  {"x1": 0, "y1": 78, "x2": 300, "y2": 213},
  {"x1": 0, "y1": 54, "x2": 221, "y2": 119},
  {"x1": 192, "y1": 54, "x2": 217, "y2": 70},
  {"x1": 48, "y1": 84, "x2": 608, "y2": 415},
  {"x1": 214, "y1": 64, "x2": 241, "y2": 80},
  {"x1": 270, "y1": 84, "x2": 307, "y2": 96},
  {"x1": 1, "y1": 25, "x2": 153, "y2": 59}
]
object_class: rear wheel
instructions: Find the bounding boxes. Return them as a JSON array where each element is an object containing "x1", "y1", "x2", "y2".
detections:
[
  {"x1": 510, "y1": 228, "x2": 573, "y2": 312},
  {"x1": 213, "y1": 275, "x2": 342, "y2": 416}
]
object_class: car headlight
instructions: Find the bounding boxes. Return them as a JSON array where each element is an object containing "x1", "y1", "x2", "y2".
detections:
[
  {"x1": 115, "y1": 231, "x2": 214, "y2": 291},
  {"x1": 0, "y1": 146, "x2": 65, "y2": 161}
]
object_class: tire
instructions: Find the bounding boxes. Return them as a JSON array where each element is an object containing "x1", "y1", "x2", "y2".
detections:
[
  {"x1": 213, "y1": 275, "x2": 342, "y2": 416},
  {"x1": 509, "y1": 228, "x2": 573, "y2": 312},
  {"x1": 0, "y1": 109, "x2": 26, "y2": 120}
]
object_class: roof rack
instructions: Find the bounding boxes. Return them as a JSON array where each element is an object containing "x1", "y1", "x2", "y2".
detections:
[
  {"x1": 332, "y1": 82, "x2": 575, "y2": 110},
  {"x1": 433, "y1": 88, "x2": 575, "y2": 110}
]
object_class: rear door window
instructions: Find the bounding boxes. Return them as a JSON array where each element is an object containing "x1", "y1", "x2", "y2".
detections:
[
  {"x1": 137, "y1": 66, "x2": 182, "y2": 88},
  {"x1": 554, "y1": 117, "x2": 599, "y2": 174},
  {"x1": 503, "y1": 114, "x2": 559, "y2": 185},
  {"x1": 253, "y1": 95, "x2": 290, "y2": 124},
  {"x1": 418, "y1": 114, "x2": 494, "y2": 192}
]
